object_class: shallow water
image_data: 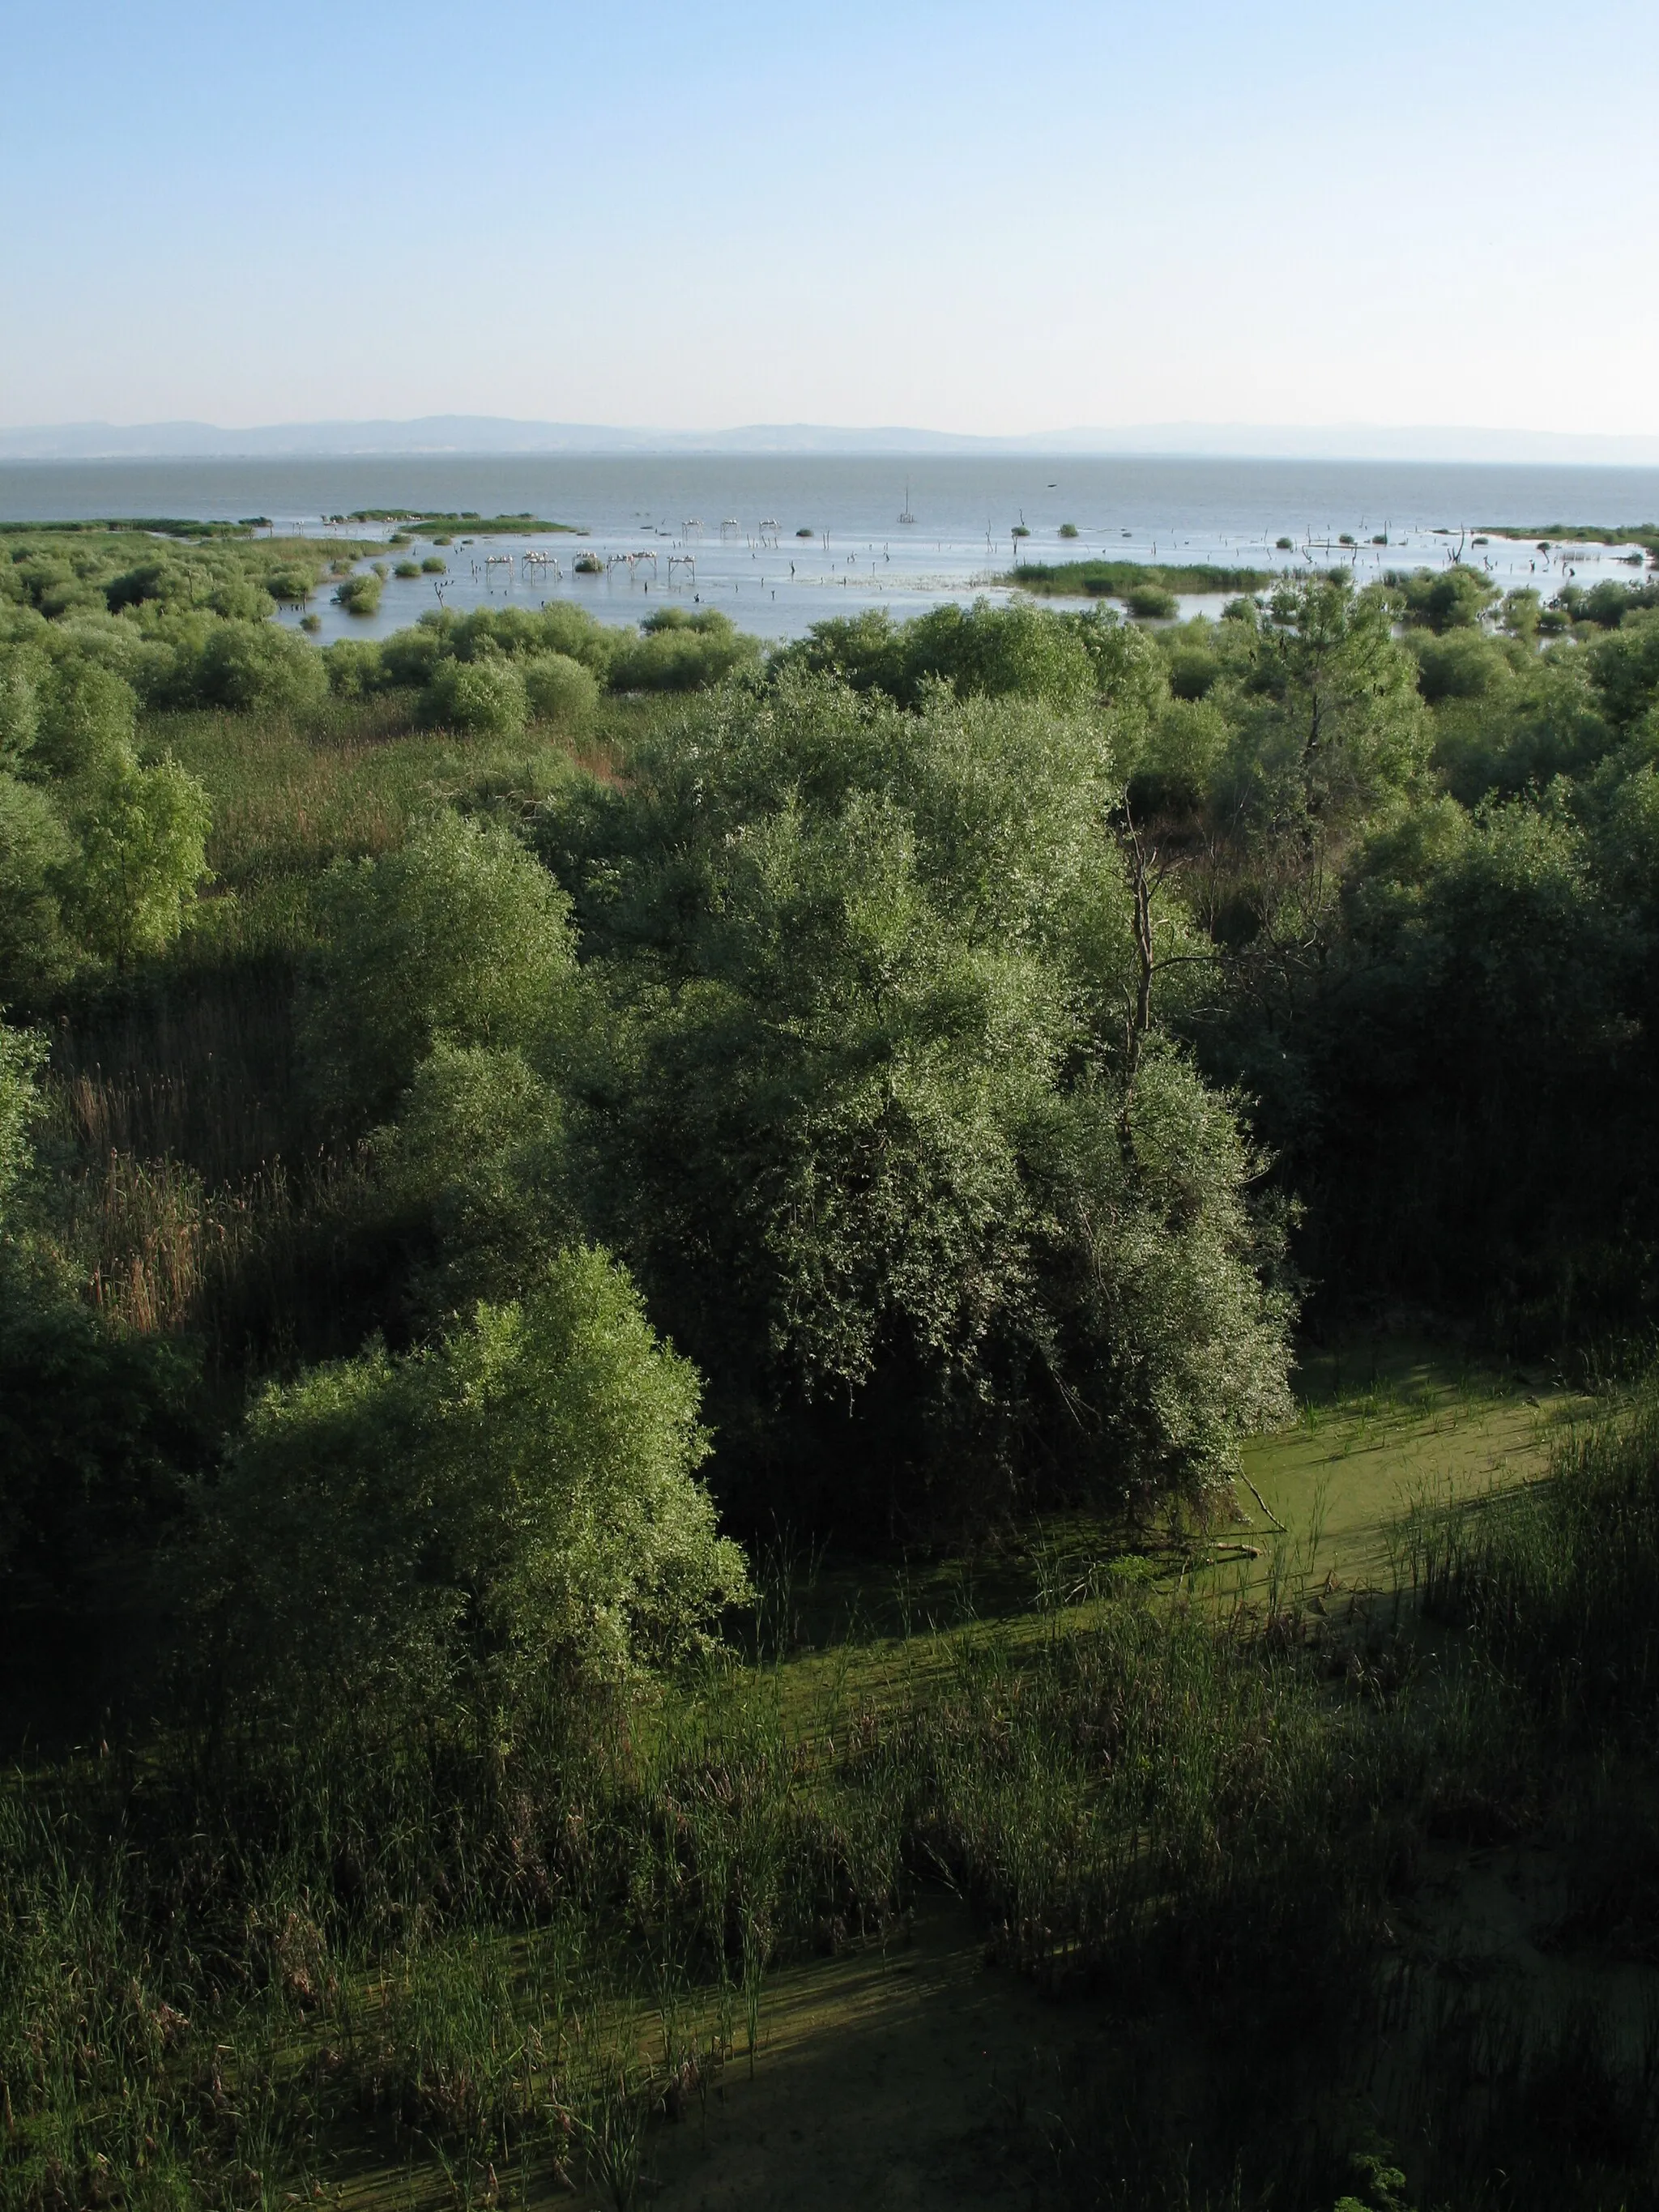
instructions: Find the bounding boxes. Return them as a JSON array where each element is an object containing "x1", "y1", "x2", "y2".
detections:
[{"x1": 3, "y1": 453, "x2": 1653, "y2": 641}]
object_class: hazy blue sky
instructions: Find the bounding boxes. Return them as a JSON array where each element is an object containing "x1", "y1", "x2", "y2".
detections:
[{"x1": 3, "y1": 0, "x2": 1656, "y2": 437}]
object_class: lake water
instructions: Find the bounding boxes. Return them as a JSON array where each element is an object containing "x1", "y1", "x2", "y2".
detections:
[{"x1": 3, "y1": 454, "x2": 1656, "y2": 643}]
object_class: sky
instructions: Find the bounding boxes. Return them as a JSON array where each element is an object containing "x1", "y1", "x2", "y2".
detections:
[{"x1": 2, "y1": 0, "x2": 1657, "y2": 441}]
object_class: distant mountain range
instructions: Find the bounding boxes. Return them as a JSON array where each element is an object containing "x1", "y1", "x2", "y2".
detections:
[{"x1": 3, "y1": 416, "x2": 1659, "y2": 467}]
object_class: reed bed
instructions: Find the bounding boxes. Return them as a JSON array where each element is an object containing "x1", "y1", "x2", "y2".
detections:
[
  {"x1": 1410, "y1": 1380, "x2": 1659, "y2": 1727},
  {"x1": 151, "y1": 700, "x2": 598, "y2": 897}
]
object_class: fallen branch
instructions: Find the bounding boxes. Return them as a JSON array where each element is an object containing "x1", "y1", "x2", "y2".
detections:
[{"x1": 1236, "y1": 1471, "x2": 1287, "y2": 1533}]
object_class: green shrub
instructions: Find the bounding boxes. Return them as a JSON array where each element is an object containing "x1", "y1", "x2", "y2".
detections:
[
  {"x1": 377, "y1": 624, "x2": 444, "y2": 688},
  {"x1": 1589, "y1": 607, "x2": 1659, "y2": 728},
  {"x1": 60, "y1": 752, "x2": 213, "y2": 973},
  {"x1": 334, "y1": 573, "x2": 383, "y2": 616},
  {"x1": 29, "y1": 660, "x2": 137, "y2": 781},
  {"x1": 549, "y1": 675, "x2": 1293, "y2": 1523},
  {"x1": 1388, "y1": 563, "x2": 1500, "y2": 632},
  {"x1": 420, "y1": 654, "x2": 528, "y2": 737},
  {"x1": 0, "y1": 1270, "x2": 206, "y2": 1592},
  {"x1": 385, "y1": 1040, "x2": 572, "y2": 1311},
  {"x1": 265, "y1": 564, "x2": 318, "y2": 604},
  {"x1": 1126, "y1": 580, "x2": 1179, "y2": 620},
  {"x1": 608, "y1": 613, "x2": 759, "y2": 693},
  {"x1": 301, "y1": 809, "x2": 574, "y2": 1120},
  {"x1": 1500, "y1": 587, "x2": 1542, "y2": 640},
  {"x1": 0, "y1": 1021, "x2": 46, "y2": 1230},
  {"x1": 207, "y1": 578, "x2": 275, "y2": 622},
  {"x1": 1167, "y1": 646, "x2": 1219, "y2": 701},
  {"x1": 523, "y1": 650, "x2": 600, "y2": 729},
  {"x1": 420, "y1": 555, "x2": 447, "y2": 574},
  {"x1": 394, "y1": 560, "x2": 421, "y2": 580},
  {"x1": 1414, "y1": 630, "x2": 1516, "y2": 705},
  {"x1": 196, "y1": 620, "x2": 329, "y2": 715},
  {"x1": 0, "y1": 651, "x2": 43, "y2": 768},
  {"x1": 323, "y1": 637, "x2": 386, "y2": 696},
  {"x1": 0, "y1": 773, "x2": 75, "y2": 995},
  {"x1": 774, "y1": 599, "x2": 1106, "y2": 710},
  {"x1": 208, "y1": 1245, "x2": 749, "y2": 1712}
]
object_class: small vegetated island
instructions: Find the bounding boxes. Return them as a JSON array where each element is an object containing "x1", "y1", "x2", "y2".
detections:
[
  {"x1": 5, "y1": 514, "x2": 1659, "y2": 2209},
  {"x1": 1009, "y1": 556, "x2": 1276, "y2": 618}
]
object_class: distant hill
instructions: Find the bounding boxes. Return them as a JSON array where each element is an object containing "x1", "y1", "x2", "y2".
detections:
[{"x1": 3, "y1": 416, "x2": 1658, "y2": 467}]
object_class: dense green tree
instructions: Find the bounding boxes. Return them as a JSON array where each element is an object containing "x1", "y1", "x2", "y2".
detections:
[{"x1": 544, "y1": 675, "x2": 1292, "y2": 1525}]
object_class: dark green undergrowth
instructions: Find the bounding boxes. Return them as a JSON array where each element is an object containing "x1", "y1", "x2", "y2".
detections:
[
  {"x1": 1, "y1": 1481, "x2": 1634, "y2": 2180},
  {"x1": 0, "y1": 1575, "x2": 1410, "y2": 2211},
  {"x1": 14, "y1": 1377, "x2": 1659, "y2": 2212}
]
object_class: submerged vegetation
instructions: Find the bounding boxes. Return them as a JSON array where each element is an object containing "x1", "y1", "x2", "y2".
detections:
[{"x1": 6, "y1": 520, "x2": 1659, "y2": 2206}]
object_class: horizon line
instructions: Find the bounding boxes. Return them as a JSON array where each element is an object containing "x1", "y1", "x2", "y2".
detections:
[{"x1": 4, "y1": 414, "x2": 1659, "y2": 469}]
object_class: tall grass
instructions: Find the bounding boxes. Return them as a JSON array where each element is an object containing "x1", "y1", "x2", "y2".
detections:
[
  {"x1": 43, "y1": 974, "x2": 405, "y2": 1373},
  {"x1": 56, "y1": 1142, "x2": 394, "y2": 1366},
  {"x1": 1412, "y1": 1382, "x2": 1659, "y2": 1726},
  {"x1": 150, "y1": 697, "x2": 597, "y2": 896}
]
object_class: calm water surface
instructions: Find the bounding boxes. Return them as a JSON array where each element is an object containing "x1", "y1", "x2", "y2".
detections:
[{"x1": 3, "y1": 454, "x2": 1654, "y2": 641}]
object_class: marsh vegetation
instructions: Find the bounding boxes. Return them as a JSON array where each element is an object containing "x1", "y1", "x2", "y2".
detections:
[{"x1": 6, "y1": 520, "x2": 1659, "y2": 2207}]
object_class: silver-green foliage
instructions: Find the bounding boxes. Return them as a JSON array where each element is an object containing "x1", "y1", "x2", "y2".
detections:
[{"x1": 553, "y1": 674, "x2": 1291, "y2": 1509}]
